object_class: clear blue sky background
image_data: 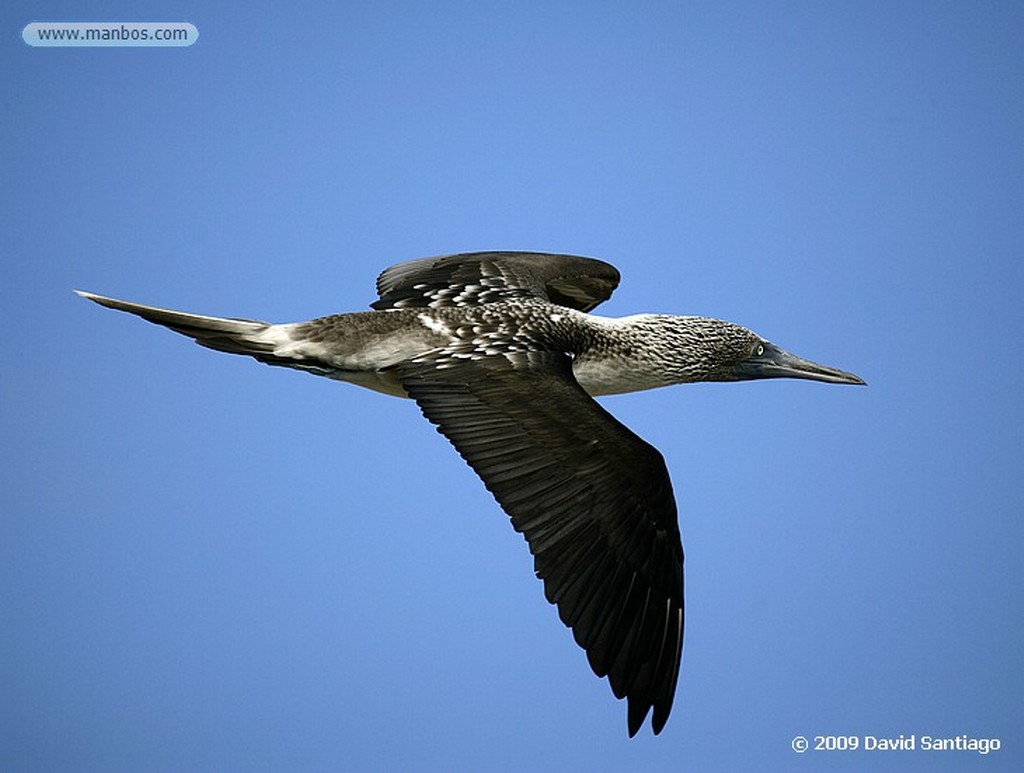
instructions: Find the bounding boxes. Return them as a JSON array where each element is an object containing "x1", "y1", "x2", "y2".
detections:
[{"x1": 3, "y1": 2, "x2": 1022, "y2": 771}]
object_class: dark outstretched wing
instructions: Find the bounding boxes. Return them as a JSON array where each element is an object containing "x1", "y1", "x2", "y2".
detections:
[
  {"x1": 394, "y1": 348, "x2": 683, "y2": 736},
  {"x1": 372, "y1": 251, "x2": 620, "y2": 312}
]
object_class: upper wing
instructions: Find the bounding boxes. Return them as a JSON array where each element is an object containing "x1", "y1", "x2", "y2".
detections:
[
  {"x1": 394, "y1": 348, "x2": 683, "y2": 736},
  {"x1": 372, "y1": 251, "x2": 620, "y2": 312}
]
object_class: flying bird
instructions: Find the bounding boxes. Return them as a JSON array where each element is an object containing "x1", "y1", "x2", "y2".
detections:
[{"x1": 76, "y1": 251, "x2": 864, "y2": 736}]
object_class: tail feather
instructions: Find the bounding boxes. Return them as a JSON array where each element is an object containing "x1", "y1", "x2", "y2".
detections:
[{"x1": 74, "y1": 290, "x2": 287, "y2": 362}]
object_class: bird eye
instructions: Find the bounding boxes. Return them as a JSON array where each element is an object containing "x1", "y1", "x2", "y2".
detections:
[{"x1": 754, "y1": 343, "x2": 765, "y2": 357}]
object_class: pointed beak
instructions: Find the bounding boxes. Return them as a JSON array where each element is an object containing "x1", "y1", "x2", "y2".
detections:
[{"x1": 733, "y1": 342, "x2": 866, "y2": 385}]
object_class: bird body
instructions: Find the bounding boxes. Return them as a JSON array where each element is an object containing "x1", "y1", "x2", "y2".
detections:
[{"x1": 76, "y1": 251, "x2": 864, "y2": 736}]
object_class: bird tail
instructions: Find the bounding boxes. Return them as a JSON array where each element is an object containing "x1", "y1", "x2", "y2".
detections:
[{"x1": 74, "y1": 290, "x2": 284, "y2": 361}]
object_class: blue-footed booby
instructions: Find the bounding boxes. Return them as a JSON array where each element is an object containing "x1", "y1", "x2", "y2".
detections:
[{"x1": 76, "y1": 251, "x2": 864, "y2": 736}]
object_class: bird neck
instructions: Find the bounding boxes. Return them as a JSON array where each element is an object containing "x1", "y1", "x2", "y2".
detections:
[{"x1": 571, "y1": 314, "x2": 719, "y2": 396}]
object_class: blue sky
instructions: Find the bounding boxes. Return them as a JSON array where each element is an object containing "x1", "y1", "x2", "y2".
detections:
[{"x1": 2, "y1": 2, "x2": 1022, "y2": 770}]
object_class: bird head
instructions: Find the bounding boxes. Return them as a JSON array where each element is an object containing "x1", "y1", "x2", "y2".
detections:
[{"x1": 651, "y1": 316, "x2": 865, "y2": 386}]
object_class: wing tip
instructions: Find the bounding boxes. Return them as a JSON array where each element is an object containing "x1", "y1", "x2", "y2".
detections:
[
  {"x1": 627, "y1": 698, "x2": 651, "y2": 737},
  {"x1": 626, "y1": 695, "x2": 673, "y2": 737}
]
